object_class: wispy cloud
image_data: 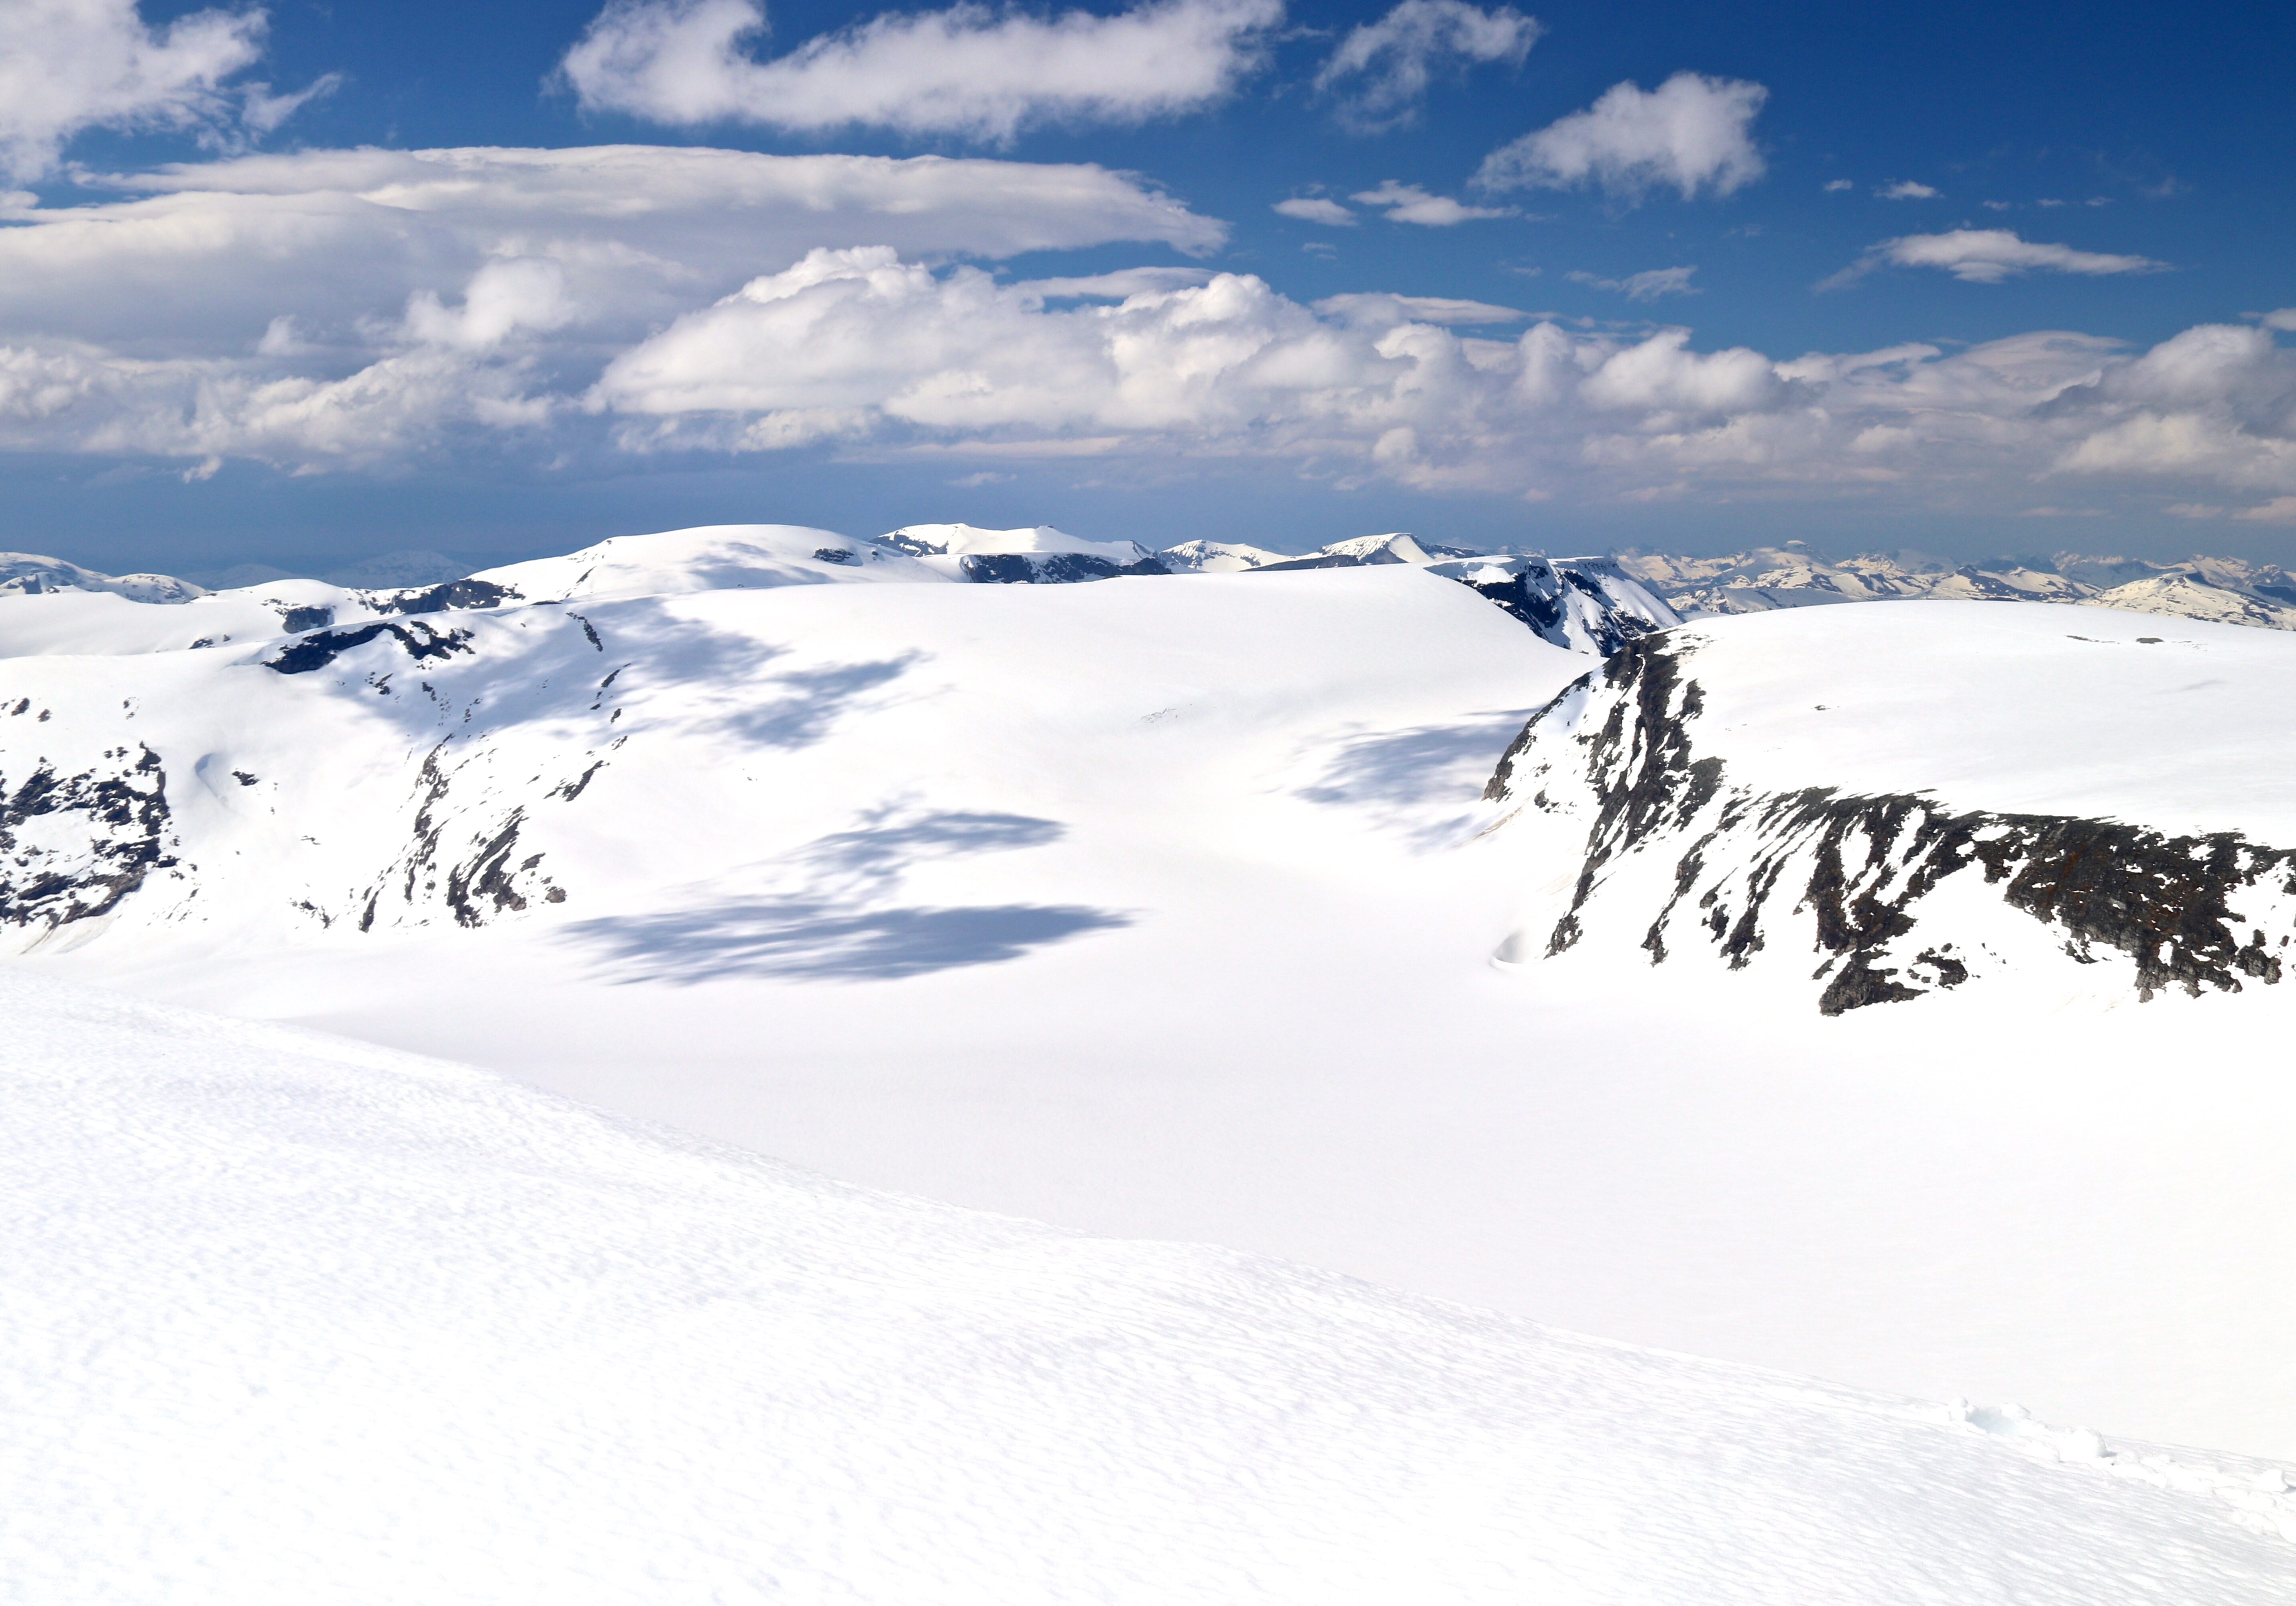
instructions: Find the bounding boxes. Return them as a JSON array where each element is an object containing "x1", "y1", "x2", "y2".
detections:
[
  {"x1": 0, "y1": 0, "x2": 290, "y2": 180},
  {"x1": 1876, "y1": 180, "x2": 1939, "y2": 199},
  {"x1": 1313, "y1": 0, "x2": 1540, "y2": 133},
  {"x1": 559, "y1": 0, "x2": 1281, "y2": 141},
  {"x1": 1566, "y1": 266, "x2": 1698, "y2": 300},
  {"x1": 1824, "y1": 228, "x2": 2170, "y2": 287},
  {"x1": 1474, "y1": 71, "x2": 1767, "y2": 201},
  {"x1": 1273, "y1": 195, "x2": 1356, "y2": 226},
  {"x1": 1351, "y1": 179, "x2": 1512, "y2": 225}
]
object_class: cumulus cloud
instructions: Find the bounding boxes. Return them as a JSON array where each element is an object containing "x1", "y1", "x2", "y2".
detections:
[
  {"x1": 6, "y1": 164, "x2": 2293, "y2": 516},
  {"x1": 2260, "y1": 308, "x2": 2296, "y2": 332},
  {"x1": 0, "y1": 0, "x2": 278, "y2": 179},
  {"x1": 1566, "y1": 265, "x2": 1698, "y2": 300},
  {"x1": 559, "y1": 0, "x2": 1280, "y2": 141},
  {"x1": 1273, "y1": 196, "x2": 1355, "y2": 225},
  {"x1": 577, "y1": 252, "x2": 2296, "y2": 508},
  {"x1": 1313, "y1": 0, "x2": 1540, "y2": 132},
  {"x1": 1877, "y1": 180, "x2": 1938, "y2": 199},
  {"x1": 1474, "y1": 72, "x2": 1767, "y2": 200},
  {"x1": 1350, "y1": 180, "x2": 1512, "y2": 224},
  {"x1": 1824, "y1": 228, "x2": 2171, "y2": 287}
]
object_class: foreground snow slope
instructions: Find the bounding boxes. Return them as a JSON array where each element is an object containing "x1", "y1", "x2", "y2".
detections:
[
  {"x1": 5, "y1": 968, "x2": 2289, "y2": 1604},
  {"x1": 14, "y1": 563, "x2": 2296, "y2": 1459}
]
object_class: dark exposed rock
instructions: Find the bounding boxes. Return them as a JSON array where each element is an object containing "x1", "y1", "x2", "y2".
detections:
[
  {"x1": 0, "y1": 744, "x2": 175, "y2": 930},
  {"x1": 1493, "y1": 638, "x2": 2296, "y2": 1012},
  {"x1": 371, "y1": 579, "x2": 519, "y2": 615},
  {"x1": 955, "y1": 552, "x2": 1170, "y2": 583},
  {"x1": 280, "y1": 605, "x2": 332, "y2": 632},
  {"x1": 266, "y1": 620, "x2": 475, "y2": 675}
]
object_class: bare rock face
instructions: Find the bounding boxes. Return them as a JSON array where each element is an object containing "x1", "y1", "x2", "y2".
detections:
[{"x1": 1489, "y1": 634, "x2": 2296, "y2": 1013}]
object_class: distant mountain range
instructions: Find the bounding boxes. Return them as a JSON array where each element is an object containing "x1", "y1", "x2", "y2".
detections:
[
  {"x1": 7, "y1": 530, "x2": 2294, "y2": 652},
  {"x1": 1615, "y1": 543, "x2": 2296, "y2": 631}
]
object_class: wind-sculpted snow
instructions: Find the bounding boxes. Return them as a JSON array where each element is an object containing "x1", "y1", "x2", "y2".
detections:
[
  {"x1": 5, "y1": 969, "x2": 2291, "y2": 1601},
  {"x1": 1489, "y1": 607, "x2": 2296, "y2": 1012}
]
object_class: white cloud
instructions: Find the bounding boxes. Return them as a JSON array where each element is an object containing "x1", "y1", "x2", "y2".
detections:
[
  {"x1": 1822, "y1": 179, "x2": 1853, "y2": 193},
  {"x1": 1877, "y1": 180, "x2": 1939, "y2": 199},
  {"x1": 2261, "y1": 309, "x2": 2296, "y2": 332},
  {"x1": 0, "y1": 0, "x2": 274, "y2": 179},
  {"x1": 1350, "y1": 180, "x2": 1512, "y2": 225},
  {"x1": 559, "y1": 0, "x2": 1281, "y2": 141},
  {"x1": 1015, "y1": 268, "x2": 1215, "y2": 300},
  {"x1": 1473, "y1": 72, "x2": 1767, "y2": 200},
  {"x1": 0, "y1": 147, "x2": 1224, "y2": 473},
  {"x1": 2168, "y1": 497, "x2": 2296, "y2": 523},
  {"x1": 1273, "y1": 196, "x2": 1355, "y2": 226},
  {"x1": 578, "y1": 252, "x2": 2296, "y2": 507},
  {"x1": 1826, "y1": 229, "x2": 2170, "y2": 287},
  {"x1": 402, "y1": 259, "x2": 578, "y2": 351},
  {"x1": 1312, "y1": 293, "x2": 1526, "y2": 325},
  {"x1": 6, "y1": 175, "x2": 2292, "y2": 518},
  {"x1": 0, "y1": 145, "x2": 1222, "y2": 355},
  {"x1": 1566, "y1": 266, "x2": 1698, "y2": 301},
  {"x1": 1313, "y1": 0, "x2": 1540, "y2": 132}
]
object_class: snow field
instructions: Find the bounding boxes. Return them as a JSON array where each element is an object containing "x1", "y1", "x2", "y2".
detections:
[{"x1": 2, "y1": 968, "x2": 2290, "y2": 1604}]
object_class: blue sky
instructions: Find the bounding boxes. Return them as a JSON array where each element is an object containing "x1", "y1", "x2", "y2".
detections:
[{"x1": 4, "y1": 0, "x2": 2292, "y2": 573}]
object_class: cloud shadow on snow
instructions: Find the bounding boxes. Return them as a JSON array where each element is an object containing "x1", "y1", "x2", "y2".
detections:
[
  {"x1": 1295, "y1": 710, "x2": 1533, "y2": 845},
  {"x1": 564, "y1": 806, "x2": 1130, "y2": 983},
  {"x1": 568, "y1": 898, "x2": 1132, "y2": 984}
]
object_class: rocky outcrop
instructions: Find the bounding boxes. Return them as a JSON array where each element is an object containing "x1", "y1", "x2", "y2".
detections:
[{"x1": 1492, "y1": 638, "x2": 2296, "y2": 1012}]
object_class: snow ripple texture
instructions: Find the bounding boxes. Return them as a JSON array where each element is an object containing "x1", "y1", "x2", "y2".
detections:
[{"x1": 2, "y1": 969, "x2": 2290, "y2": 1604}]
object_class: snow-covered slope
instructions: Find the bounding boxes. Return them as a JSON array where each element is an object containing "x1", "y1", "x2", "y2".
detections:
[
  {"x1": 1487, "y1": 601, "x2": 2296, "y2": 1012},
  {"x1": 1156, "y1": 538, "x2": 1288, "y2": 572},
  {"x1": 0, "y1": 525, "x2": 940, "y2": 659},
  {"x1": 7, "y1": 968, "x2": 2290, "y2": 1603},
  {"x1": 881, "y1": 522, "x2": 1168, "y2": 582},
  {"x1": 468, "y1": 522, "x2": 946, "y2": 601},
  {"x1": 10, "y1": 536, "x2": 2296, "y2": 1463},
  {"x1": 0, "y1": 551, "x2": 206, "y2": 603}
]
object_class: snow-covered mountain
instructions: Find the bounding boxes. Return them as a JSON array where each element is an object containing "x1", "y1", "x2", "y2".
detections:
[
  {"x1": 1252, "y1": 531, "x2": 1485, "y2": 569},
  {"x1": 1620, "y1": 542, "x2": 2296, "y2": 630},
  {"x1": 881, "y1": 522, "x2": 1169, "y2": 582},
  {"x1": 1487, "y1": 600, "x2": 2296, "y2": 1013},
  {"x1": 0, "y1": 552, "x2": 206, "y2": 604},
  {"x1": 0, "y1": 524, "x2": 1683, "y2": 658},
  {"x1": 1155, "y1": 538, "x2": 1289, "y2": 572},
  {"x1": 13, "y1": 969, "x2": 2288, "y2": 1602},
  {"x1": 10, "y1": 521, "x2": 2296, "y2": 1480},
  {"x1": 1425, "y1": 552, "x2": 1679, "y2": 656}
]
